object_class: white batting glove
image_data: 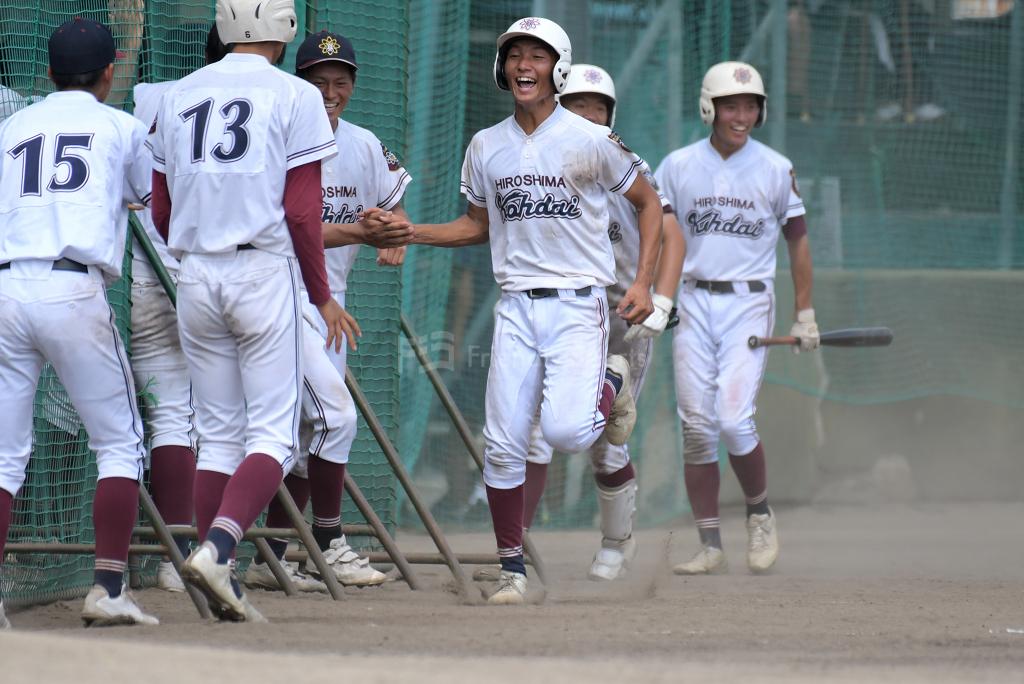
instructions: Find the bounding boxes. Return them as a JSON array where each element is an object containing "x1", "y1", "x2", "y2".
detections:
[
  {"x1": 789, "y1": 308, "x2": 820, "y2": 352},
  {"x1": 623, "y1": 293, "x2": 674, "y2": 343}
]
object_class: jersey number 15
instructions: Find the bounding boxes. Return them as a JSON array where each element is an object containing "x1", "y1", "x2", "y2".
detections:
[{"x1": 7, "y1": 133, "x2": 93, "y2": 196}]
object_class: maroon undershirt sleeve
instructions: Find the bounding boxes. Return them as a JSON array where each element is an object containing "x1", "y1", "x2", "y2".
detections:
[
  {"x1": 782, "y1": 214, "x2": 807, "y2": 241},
  {"x1": 284, "y1": 161, "x2": 331, "y2": 305},
  {"x1": 151, "y1": 170, "x2": 171, "y2": 243}
]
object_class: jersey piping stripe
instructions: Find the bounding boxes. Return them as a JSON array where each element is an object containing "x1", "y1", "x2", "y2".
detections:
[
  {"x1": 145, "y1": 141, "x2": 165, "y2": 165},
  {"x1": 104, "y1": 294, "x2": 146, "y2": 475},
  {"x1": 610, "y1": 158, "x2": 643, "y2": 193},
  {"x1": 283, "y1": 258, "x2": 302, "y2": 474},
  {"x1": 379, "y1": 171, "x2": 411, "y2": 209},
  {"x1": 302, "y1": 376, "x2": 330, "y2": 458},
  {"x1": 591, "y1": 296, "x2": 609, "y2": 433},
  {"x1": 460, "y1": 181, "x2": 485, "y2": 205},
  {"x1": 286, "y1": 140, "x2": 335, "y2": 162}
]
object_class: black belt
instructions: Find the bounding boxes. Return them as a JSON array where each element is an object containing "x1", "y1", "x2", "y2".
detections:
[
  {"x1": 525, "y1": 286, "x2": 592, "y2": 299},
  {"x1": 693, "y1": 279, "x2": 766, "y2": 294},
  {"x1": 0, "y1": 258, "x2": 88, "y2": 273},
  {"x1": 238, "y1": 243, "x2": 257, "y2": 251}
]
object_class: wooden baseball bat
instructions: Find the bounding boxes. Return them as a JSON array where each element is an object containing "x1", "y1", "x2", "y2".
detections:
[{"x1": 748, "y1": 326, "x2": 894, "y2": 349}]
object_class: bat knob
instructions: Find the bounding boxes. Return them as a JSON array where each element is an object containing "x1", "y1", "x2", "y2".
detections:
[{"x1": 747, "y1": 335, "x2": 758, "y2": 349}]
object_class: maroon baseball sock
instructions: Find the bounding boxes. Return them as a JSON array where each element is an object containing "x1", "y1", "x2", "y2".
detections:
[
  {"x1": 149, "y1": 445, "x2": 196, "y2": 557},
  {"x1": 93, "y1": 477, "x2": 139, "y2": 597},
  {"x1": 728, "y1": 442, "x2": 769, "y2": 517},
  {"x1": 194, "y1": 469, "x2": 230, "y2": 541},
  {"x1": 263, "y1": 473, "x2": 310, "y2": 560},
  {"x1": 684, "y1": 462, "x2": 722, "y2": 548},
  {"x1": 486, "y1": 483, "x2": 526, "y2": 575},
  {"x1": 597, "y1": 370, "x2": 622, "y2": 420},
  {"x1": 595, "y1": 461, "x2": 635, "y2": 489},
  {"x1": 206, "y1": 453, "x2": 283, "y2": 563},
  {"x1": 522, "y1": 462, "x2": 548, "y2": 530},
  {"x1": 309, "y1": 456, "x2": 345, "y2": 550},
  {"x1": 0, "y1": 488, "x2": 13, "y2": 561}
]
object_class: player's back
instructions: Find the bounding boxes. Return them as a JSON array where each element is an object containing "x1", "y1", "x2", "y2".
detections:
[
  {"x1": 132, "y1": 81, "x2": 178, "y2": 278},
  {"x1": 151, "y1": 53, "x2": 335, "y2": 257},
  {"x1": 0, "y1": 91, "x2": 147, "y2": 277}
]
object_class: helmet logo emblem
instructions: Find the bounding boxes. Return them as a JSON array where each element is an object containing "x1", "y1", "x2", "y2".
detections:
[
  {"x1": 319, "y1": 36, "x2": 341, "y2": 56},
  {"x1": 519, "y1": 17, "x2": 541, "y2": 30},
  {"x1": 584, "y1": 68, "x2": 602, "y2": 84},
  {"x1": 733, "y1": 67, "x2": 752, "y2": 84}
]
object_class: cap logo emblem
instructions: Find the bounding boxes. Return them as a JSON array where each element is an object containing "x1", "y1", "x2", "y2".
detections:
[
  {"x1": 519, "y1": 17, "x2": 541, "y2": 30},
  {"x1": 584, "y1": 68, "x2": 602, "y2": 84},
  {"x1": 319, "y1": 36, "x2": 341, "y2": 56},
  {"x1": 733, "y1": 67, "x2": 752, "y2": 84}
]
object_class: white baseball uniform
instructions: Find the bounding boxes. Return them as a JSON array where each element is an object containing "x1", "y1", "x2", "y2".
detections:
[
  {"x1": 526, "y1": 156, "x2": 669, "y2": 475},
  {"x1": 655, "y1": 137, "x2": 804, "y2": 464},
  {"x1": 148, "y1": 52, "x2": 336, "y2": 475},
  {"x1": 292, "y1": 119, "x2": 411, "y2": 478},
  {"x1": 461, "y1": 104, "x2": 642, "y2": 489},
  {"x1": 0, "y1": 90, "x2": 149, "y2": 496},
  {"x1": 130, "y1": 81, "x2": 195, "y2": 457}
]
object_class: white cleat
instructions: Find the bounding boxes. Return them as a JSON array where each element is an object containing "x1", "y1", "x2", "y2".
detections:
[
  {"x1": 472, "y1": 565, "x2": 502, "y2": 582},
  {"x1": 180, "y1": 542, "x2": 247, "y2": 621},
  {"x1": 487, "y1": 570, "x2": 527, "y2": 605},
  {"x1": 747, "y1": 507, "x2": 779, "y2": 573},
  {"x1": 673, "y1": 545, "x2": 729, "y2": 575},
  {"x1": 81, "y1": 585, "x2": 159, "y2": 627},
  {"x1": 244, "y1": 560, "x2": 328, "y2": 593},
  {"x1": 157, "y1": 561, "x2": 186, "y2": 593},
  {"x1": 309, "y1": 536, "x2": 387, "y2": 587},
  {"x1": 0, "y1": 600, "x2": 11, "y2": 630},
  {"x1": 603, "y1": 355, "x2": 636, "y2": 446},
  {"x1": 588, "y1": 536, "x2": 637, "y2": 581}
]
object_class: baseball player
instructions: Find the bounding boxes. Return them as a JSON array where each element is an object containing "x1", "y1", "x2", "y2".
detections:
[
  {"x1": 149, "y1": 0, "x2": 355, "y2": 621},
  {"x1": 244, "y1": 30, "x2": 410, "y2": 591},
  {"x1": 519, "y1": 64, "x2": 685, "y2": 581},
  {"x1": 0, "y1": 17, "x2": 158, "y2": 627},
  {"x1": 409, "y1": 17, "x2": 664, "y2": 605},
  {"x1": 654, "y1": 62, "x2": 819, "y2": 576},
  {"x1": 129, "y1": 24, "x2": 228, "y2": 594}
]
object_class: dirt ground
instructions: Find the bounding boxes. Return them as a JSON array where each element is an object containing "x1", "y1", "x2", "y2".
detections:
[{"x1": 4, "y1": 502, "x2": 1024, "y2": 682}]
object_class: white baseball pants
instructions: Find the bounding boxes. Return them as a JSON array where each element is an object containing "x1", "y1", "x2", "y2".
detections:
[
  {"x1": 0, "y1": 265, "x2": 145, "y2": 495},
  {"x1": 176, "y1": 250, "x2": 301, "y2": 476},
  {"x1": 672, "y1": 281, "x2": 775, "y2": 464},
  {"x1": 290, "y1": 293, "x2": 358, "y2": 479},
  {"x1": 526, "y1": 312, "x2": 653, "y2": 474},
  {"x1": 130, "y1": 280, "x2": 195, "y2": 456},
  {"x1": 483, "y1": 288, "x2": 610, "y2": 489}
]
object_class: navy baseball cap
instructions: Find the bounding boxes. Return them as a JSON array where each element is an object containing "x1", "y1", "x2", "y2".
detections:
[
  {"x1": 296, "y1": 31, "x2": 358, "y2": 73},
  {"x1": 48, "y1": 17, "x2": 116, "y2": 75}
]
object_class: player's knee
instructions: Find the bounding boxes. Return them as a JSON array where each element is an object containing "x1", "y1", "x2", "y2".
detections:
[
  {"x1": 526, "y1": 438, "x2": 553, "y2": 465},
  {"x1": 682, "y1": 422, "x2": 719, "y2": 465},
  {"x1": 483, "y1": 447, "x2": 526, "y2": 489},
  {"x1": 541, "y1": 414, "x2": 600, "y2": 454},
  {"x1": 719, "y1": 416, "x2": 759, "y2": 456}
]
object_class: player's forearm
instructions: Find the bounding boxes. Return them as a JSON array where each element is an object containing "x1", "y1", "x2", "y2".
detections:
[
  {"x1": 413, "y1": 213, "x2": 489, "y2": 247},
  {"x1": 787, "y1": 232, "x2": 814, "y2": 313},
  {"x1": 322, "y1": 221, "x2": 368, "y2": 248},
  {"x1": 653, "y1": 211, "x2": 685, "y2": 299},
  {"x1": 151, "y1": 171, "x2": 171, "y2": 243},
  {"x1": 633, "y1": 200, "x2": 661, "y2": 289},
  {"x1": 284, "y1": 162, "x2": 331, "y2": 305}
]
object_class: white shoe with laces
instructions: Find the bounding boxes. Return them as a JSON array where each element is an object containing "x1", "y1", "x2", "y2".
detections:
[
  {"x1": 181, "y1": 542, "x2": 247, "y2": 621},
  {"x1": 673, "y1": 545, "x2": 728, "y2": 575},
  {"x1": 487, "y1": 570, "x2": 527, "y2": 605},
  {"x1": 157, "y1": 561, "x2": 186, "y2": 593},
  {"x1": 308, "y1": 536, "x2": 387, "y2": 587},
  {"x1": 244, "y1": 560, "x2": 328, "y2": 593},
  {"x1": 588, "y1": 536, "x2": 637, "y2": 581},
  {"x1": 602, "y1": 355, "x2": 636, "y2": 446},
  {"x1": 747, "y1": 507, "x2": 779, "y2": 573},
  {"x1": 81, "y1": 585, "x2": 159, "y2": 627}
]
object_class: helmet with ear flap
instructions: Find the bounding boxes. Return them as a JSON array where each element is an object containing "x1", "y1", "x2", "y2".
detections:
[{"x1": 493, "y1": 17, "x2": 572, "y2": 94}]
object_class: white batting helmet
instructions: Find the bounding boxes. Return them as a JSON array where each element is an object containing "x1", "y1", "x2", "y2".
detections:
[
  {"x1": 215, "y1": 0, "x2": 297, "y2": 45},
  {"x1": 493, "y1": 17, "x2": 572, "y2": 94},
  {"x1": 700, "y1": 61, "x2": 767, "y2": 127},
  {"x1": 559, "y1": 63, "x2": 617, "y2": 128}
]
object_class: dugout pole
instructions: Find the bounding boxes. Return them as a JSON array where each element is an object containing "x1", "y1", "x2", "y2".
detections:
[{"x1": 399, "y1": 313, "x2": 550, "y2": 586}]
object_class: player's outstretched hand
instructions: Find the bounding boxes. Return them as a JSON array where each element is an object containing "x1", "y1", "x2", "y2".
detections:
[
  {"x1": 616, "y1": 282, "x2": 654, "y2": 325},
  {"x1": 376, "y1": 246, "x2": 407, "y2": 266},
  {"x1": 360, "y1": 207, "x2": 414, "y2": 248},
  {"x1": 623, "y1": 293, "x2": 674, "y2": 343},
  {"x1": 317, "y1": 297, "x2": 362, "y2": 352}
]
